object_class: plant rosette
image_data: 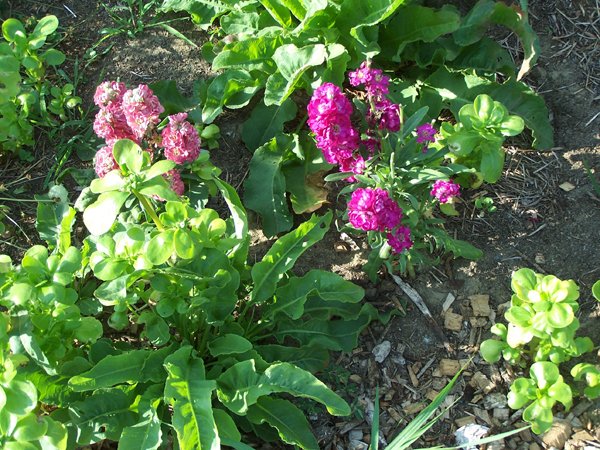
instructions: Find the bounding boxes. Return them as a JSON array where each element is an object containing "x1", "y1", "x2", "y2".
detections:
[{"x1": 507, "y1": 361, "x2": 572, "y2": 434}]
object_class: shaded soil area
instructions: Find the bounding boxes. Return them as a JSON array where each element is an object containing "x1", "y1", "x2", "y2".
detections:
[{"x1": 1, "y1": 0, "x2": 599, "y2": 448}]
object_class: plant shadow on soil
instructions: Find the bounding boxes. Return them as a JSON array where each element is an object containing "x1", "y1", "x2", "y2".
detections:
[{"x1": 1, "y1": 0, "x2": 599, "y2": 448}]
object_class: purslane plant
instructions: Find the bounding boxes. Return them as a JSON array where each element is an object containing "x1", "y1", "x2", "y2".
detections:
[
  {"x1": 0, "y1": 15, "x2": 81, "y2": 157},
  {"x1": 481, "y1": 269, "x2": 599, "y2": 433}
]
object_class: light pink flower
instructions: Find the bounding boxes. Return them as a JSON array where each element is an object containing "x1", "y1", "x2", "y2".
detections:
[
  {"x1": 93, "y1": 81, "x2": 126, "y2": 109},
  {"x1": 121, "y1": 84, "x2": 164, "y2": 140},
  {"x1": 387, "y1": 226, "x2": 413, "y2": 254},
  {"x1": 94, "y1": 144, "x2": 118, "y2": 178},
  {"x1": 93, "y1": 108, "x2": 136, "y2": 144},
  {"x1": 430, "y1": 179, "x2": 461, "y2": 203},
  {"x1": 161, "y1": 113, "x2": 201, "y2": 164}
]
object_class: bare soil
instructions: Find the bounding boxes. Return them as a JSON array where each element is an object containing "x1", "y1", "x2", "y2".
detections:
[{"x1": 1, "y1": 0, "x2": 599, "y2": 448}]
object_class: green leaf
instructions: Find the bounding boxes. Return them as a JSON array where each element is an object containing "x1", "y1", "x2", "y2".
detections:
[
  {"x1": 242, "y1": 98, "x2": 298, "y2": 152},
  {"x1": 247, "y1": 397, "x2": 319, "y2": 449},
  {"x1": 592, "y1": 280, "x2": 600, "y2": 302},
  {"x1": 268, "y1": 269, "x2": 364, "y2": 319},
  {"x1": 217, "y1": 359, "x2": 350, "y2": 416},
  {"x1": 36, "y1": 201, "x2": 76, "y2": 251},
  {"x1": 479, "y1": 339, "x2": 505, "y2": 363},
  {"x1": 208, "y1": 334, "x2": 253, "y2": 356},
  {"x1": 250, "y1": 211, "x2": 331, "y2": 303},
  {"x1": 147, "y1": 231, "x2": 175, "y2": 265},
  {"x1": 511, "y1": 267, "x2": 538, "y2": 299},
  {"x1": 74, "y1": 317, "x2": 103, "y2": 344},
  {"x1": 530, "y1": 361, "x2": 560, "y2": 389},
  {"x1": 138, "y1": 311, "x2": 171, "y2": 346},
  {"x1": 213, "y1": 177, "x2": 249, "y2": 266},
  {"x1": 265, "y1": 43, "x2": 327, "y2": 105},
  {"x1": 547, "y1": 303, "x2": 574, "y2": 328},
  {"x1": 337, "y1": 0, "x2": 406, "y2": 46},
  {"x1": 480, "y1": 142, "x2": 505, "y2": 183},
  {"x1": 113, "y1": 139, "x2": 145, "y2": 173},
  {"x1": 2, "y1": 18, "x2": 26, "y2": 42},
  {"x1": 243, "y1": 135, "x2": 293, "y2": 236},
  {"x1": 164, "y1": 346, "x2": 220, "y2": 450},
  {"x1": 42, "y1": 48, "x2": 66, "y2": 66},
  {"x1": 212, "y1": 35, "x2": 283, "y2": 72},
  {"x1": 38, "y1": 416, "x2": 68, "y2": 450},
  {"x1": 3, "y1": 379, "x2": 37, "y2": 415},
  {"x1": 68, "y1": 389, "x2": 137, "y2": 444},
  {"x1": 259, "y1": 0, "x2": 293, "y2": 27},
  {"x1": 522, "y1": 399, "x2": 553, "y2": 434},
  {"x1": 33, "y1": 15, "x2": 59, "y2": 37},
  {"x1": 149, "y1": 80, "x2": 195, "y2": 115},
  {"x1": 256, "y1": 345, "x2": 329, "y2": 373},
  {"x1": 13, "y1": 413, "x2": 48, "y2": 442},
  {"x1": 69, "y1": 348, "x2": 169, "y2": 391},
  {"x1": 547, "y1": 380, "x2": 572, "y2": 407},
  {"x1": 118, "y1": 407, "x2": 162, "y2": 450},
  {"x1": 83, "y1": 191, "x2": 129, "y2": 236},
  {"x1": 202, "y1": 70, "x2": 261, "y2": 123},
  {"x1": 380, "y1": 5, "x2": 461, "y2": 61}
]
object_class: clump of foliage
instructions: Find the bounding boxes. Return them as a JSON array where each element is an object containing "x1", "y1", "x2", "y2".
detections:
[
  {"x1": 0, "y1": 82, "x2": 390, "y2": 449},
  {"x1": 481, "y1": 269, "x2": 600, "y2": 434},
  {"x1": 0, "y1": 15, "x2": 81, "y2": 158}
]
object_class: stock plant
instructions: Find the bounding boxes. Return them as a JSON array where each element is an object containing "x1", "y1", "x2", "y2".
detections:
[
  {"x1": 0, "y1": 15, "x2": 81, "y2": 157},
  {"x1": 0, "y1": 80, "x2": 390, "y2": 449},
  {"x1": 480, "y1": 269, "x2": 599, "y2": 433}
]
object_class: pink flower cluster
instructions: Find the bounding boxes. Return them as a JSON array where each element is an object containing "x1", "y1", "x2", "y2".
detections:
[
  {"x1": 307, "y1": 83, "x2": 364, "y2": 179},
  {"x1": 430, "y1": 179, "x2": 461, "y2": 203},
  {"x1": 348, "y1": 188, "x2": 412, "y2": 254},
  {"x1": 349, "y1": 62, "x2": 400, "y2": 133},
  {"x1": 92, "y1": 81, "x2": 203, "y2": 196}
]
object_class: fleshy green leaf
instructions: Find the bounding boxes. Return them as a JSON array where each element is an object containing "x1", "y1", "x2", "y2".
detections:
[
  {"x1": 118, "y1": 407, "x2": 162, "y2": 450},
  {"x1": 242, "y1": 98, "x2": 298, "y2": 152},
  {"x1": 250, "y1": 211, "x2": 331, "y2": 303},
  {"x1": 479, "y1": 339, "x2": 505, "y2": 363},
  {"x1": 208, "y1": 334, "x2": 253, "y2": 356},
  {"x1": 83, "y1": 191, "x2": 129, "y2": 236}
]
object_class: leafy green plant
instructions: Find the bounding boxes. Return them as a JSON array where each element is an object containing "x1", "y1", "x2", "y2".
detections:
[
  {"x1": 481, "y1": 269, "x2": 598, "y2": 433},
  {"x1": 0, "y1": 15, "x2": 81, "y2": 157},
  {"x1": 0, "y1": 138, "x2": 388, "y2": 449}
]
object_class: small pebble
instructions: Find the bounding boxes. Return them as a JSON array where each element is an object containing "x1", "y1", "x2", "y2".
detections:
[{"x1": 372, "y1": 340, "x2": 392, "y2": 363}]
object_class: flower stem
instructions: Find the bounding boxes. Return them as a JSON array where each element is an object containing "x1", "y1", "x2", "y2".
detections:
[{"x1": 133, "y1": 190, "x2": 164, "y2": 231}]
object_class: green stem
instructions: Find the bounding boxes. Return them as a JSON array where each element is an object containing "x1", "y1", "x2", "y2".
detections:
[
  {"x1": 197, "y1": 323, "x2": 212, "y2": 355},
  {"x1": 0, "y1": 197, "x2": 56, "y2": 203},
  {"x1": 294, "y1": 114, "x2": 308, "y2": 134},
  {"x1": 133, "y1": 190, "x2": 164, "y2": 231}
]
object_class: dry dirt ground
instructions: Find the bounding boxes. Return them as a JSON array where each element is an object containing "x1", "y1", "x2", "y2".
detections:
[{"x1": 1, "y1": 0, "x2": 599, "y2": 449}]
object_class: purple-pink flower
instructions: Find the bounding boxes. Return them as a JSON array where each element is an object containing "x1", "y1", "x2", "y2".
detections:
[
  {"x1": 161, "y1": 113, "x2": 201, "y2": 164},
  {"x1": 94, "y1": 144, "x2": 118, "y2": 178},
  {"x1": 416, "y1": 123, "x2": 437, "y2": 149},
  {"x1": 121, "y1": 84, "x2": 164, "y2": 140},
  {"x1": 430, "y1": 179, "x2": 461, "y2": 203},
  {"x1": 93, "y1": 108, "x2": 137, "y2": 144},
  {"x1": 347, "y1": 187, "x2": 402, "y2": 232},
  {"x1": 387, "y1": 226, "x2": 413, "y2": 254},
  {"x1": 348, "y1": 61, "x2": 389, "y2": 97},
  {"x1": 373, "y1": 99, "x2": 401, "y2": 132}
]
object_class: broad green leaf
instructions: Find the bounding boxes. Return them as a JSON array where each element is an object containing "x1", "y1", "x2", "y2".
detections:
[
  {"x1": 243, "y1": 135, "x2": 293, "y2": 236},
  {"x1": 69, "y1": 389, "x2": 137, "y2": 444},
  {"x1": 164, "y1": 346, "x2": 220, "y2": 450},
  {"x1": 213, "y1": 177, "x2": 249, "y2": 266},
  {"x1": 13, "y1": 413, "x2": 48, "y2": 442},
  {"x1": 217, "y1": 359, "x2": 350, "y2": 416},
  {"x1": 265, "y1": 43, "x2": 327, "y2": 105},
  {"x1": 511, "y1": 267, "x2": 538, "y2": 299},
  {"x1": 547, "y1": 380, "x2": 572, "y2": 407},
  {"x1": 3, "y1": 379, "x2": 37, "y2": 415},
  {"x1": 214, "y1": 408, "x2": 241, "y2": 442},
  {"x1": 147, "y1": 231, "x2": 175, "y2": 265},
  {"x1": 380, "y1": 5, "x2": 461, "y2": 61},
  {"x1": 149, "y1": 80, "x2": 195, "y2": 115},
  {"x1": 242, "y1": 98, "x2": 298, "y2": 151},
  {"x1": 250, "y1": 211, "x2": 331, "y2": 303},
  {"x1": 547, "y1": 303, "x2": 574, "y2": 328},
  {"x1": 259, "y1": 0, "x2": 293, "y2": 27},
  {"x1": 212, "y1": 35, "x2": 283, "y2": 72},
  {"x1": 2, "y1": 18, "x2": 26, "y2": 41},
  {"x1": 33, "y1": 15, "x2": 59, "y2": 37},
  {"x1": 337, "y1": 0, "x2": 406, "y2": 46},
  {"x1": 592, "y1": 280, "x2": 600, "y2": 301},
  {"x1": 118, "y1": 407, "x2": 162, "y2": 450},
  {"x1": 453, "y1": 0, "x2": 539, "y2": 80},
  {"x1": 42, "y1": 48, "x2": 66, "y2": 66},
  {"x1": 36, "y1": 201, "x2": 76, "y2": 252},
  {"x1": 69, "y1": 348, "x2": 169, "y2": 391},
  {"x1": 159, "y1": 0, "x2": 229, "y2": 28},
  {"x1": 256, "y1": 345, "x2": 329, "y2": 372},
  {"x1": 83, "y1": 191, "x2": 129, "y2": 236},
  {"x1": 268, "y1": 269, "x2": 364, "y2": 319},
  {"x1": 208, "y1": 334, "x2": 253, "y2": 356},
  {"x1": 272, "y1": 303, "x2": 377, "y2": 352},
  {"x1": 113, "y1": 139, "x2": 144, "y2": 173},
  {"x1": 247, "y1": 398, "x2": 319, "y2": 449},
  {"x1": 90, "y1": 170, "x2": 126, "y2": 193},
  {"x1": 138, "y1": 311, "x2": 171, "y2": 346},
  {"x1": 505, "y1": 306, "x2": 532, "y2": 326},
  {"x1": 144, "y1": 159, "x2": 176, "y2": 180},
  {"x1": 38, "y1": 416, "x2": 68, "y2": 450},
  {"x1": 522, "y1": 399, "x2": 553, "y2": 434},
  {"x1": 202, "y1": 70, "x2": 262, "y2": 123},
  {"x1": 530, "y1": 361, "x2": 559, "y2": 389},
  {"x1": 74, "y1": 317, "x2": 103, "y2": 344}
]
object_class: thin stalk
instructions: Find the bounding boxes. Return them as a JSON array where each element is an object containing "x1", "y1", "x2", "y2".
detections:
[
  {"x1": 133, "y1": 190, "x2": 164, "y2": 231},
  {"x1": 0, "y1": 197, "x2": 56, "y2": 203},
  {"x1": 294, "y1": 114, "x2": 308, "y2": 134}
]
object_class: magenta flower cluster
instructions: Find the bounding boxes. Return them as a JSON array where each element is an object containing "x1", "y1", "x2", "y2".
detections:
[
  {"x1": 430, "y1": 179, "x2": 461, "y2": 203},
  {"x1": 416, "y1": 123, "x2": 437, "y2": 151},
  {"x1": 307, "y1": 83, "x2": 364, "y2": 179},
  {"x1": 92, "y1": 81, "x2": 202, "y2": 196},
  {"x1": 347, "y1": 188, "x2": 412, "y2": 253}
]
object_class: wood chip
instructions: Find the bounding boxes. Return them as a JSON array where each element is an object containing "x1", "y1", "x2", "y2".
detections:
[
  {"x1": 404, "y1": 402, "x2": 426, "y2": 415},
  {"x1": 469, "y1": 317, "x2": 487, "y2": 328},
  {"x1": 469, "y1": 294, "x2": 491, "y2": 317},
  {"x1": 407, "y1": 365, "x2": 419, "y2": 387},
  {"x1": 470, "y1": 371, "x2": 495, "y2": 393},
  {"x1": 442, "y1": 293, "x2": 456, "y2": 312},
  {"x1": 493, "y1": 408, "x2": 510, "y2": 421},
  {"x1": 425, "y1": 389, "x2": 439, "y2": 402},
  {"x1": 444, "y1": 311, "x2": 463, "y2": 331},
  {"x1": 473, "y1": 407, "x2": 492, "y2": 425},
  {"x1": 438, "y1": 359, "x2": 461, "y2": 376},
  {"x1": 559, "y1": 181, "x2": 575, "y2": 191},
  {"x1": 455, "y1": 416, "x2": 477, "y2": 427}
]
